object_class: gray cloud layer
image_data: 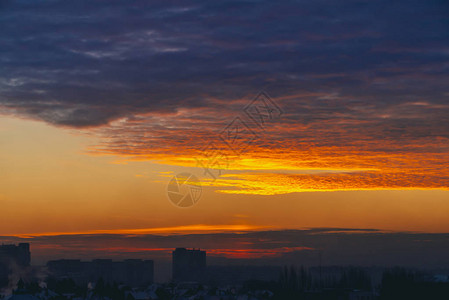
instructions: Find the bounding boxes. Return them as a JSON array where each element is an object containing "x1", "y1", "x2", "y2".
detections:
[
  {"x1": 2, "y1": 228, "x2": 449, "y2": 270},
  {"x1": 1, "y1": 0, "x2": 448, "y2": 128}
]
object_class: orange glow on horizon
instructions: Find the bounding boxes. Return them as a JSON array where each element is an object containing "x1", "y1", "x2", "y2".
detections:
[
  {"x1": 5, "y1": 224, "x2": 274, "y2": 238},
  {"x1": 86, "y1": 109, "x2": 449, "y2": 195}
]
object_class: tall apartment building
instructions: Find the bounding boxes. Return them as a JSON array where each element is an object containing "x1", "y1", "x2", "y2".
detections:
[
  {"x1": 0, "y1": 243, "x2": 31, "y2": 287},
  {"x1": 172, "y1": 248, "x2": 206, "y2": 282}
]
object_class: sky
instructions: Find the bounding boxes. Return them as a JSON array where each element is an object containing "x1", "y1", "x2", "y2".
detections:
[{"x1": 0, "y1": 0, "x2": 449, "y2": 277}]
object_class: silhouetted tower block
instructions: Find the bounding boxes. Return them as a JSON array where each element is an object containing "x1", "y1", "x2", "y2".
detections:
[
  {"x1": 17, "y1": 243, "x2": 31, "y2": 266},
  {"x1": 0, "y1": 243, "x2": 31, "y2": 288},
  {"x1": 172, "y1": 248, "x2": 206, "y2": 282},
  {"x1": 0, "y1": 243, "x2": 30, "y2": 267}
]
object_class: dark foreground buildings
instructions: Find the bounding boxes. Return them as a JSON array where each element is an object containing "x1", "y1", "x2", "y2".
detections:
[
  {"x1": 0, "y1": 243, "x2": 31, "y2": 287},
  {"x1": 47, "y1": 259, "x2": 153, "y2": 287}
]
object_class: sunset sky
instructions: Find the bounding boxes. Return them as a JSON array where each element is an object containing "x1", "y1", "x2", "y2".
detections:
[{"x1": 0, "y1": 0, "x2": 448, "y2": 277}]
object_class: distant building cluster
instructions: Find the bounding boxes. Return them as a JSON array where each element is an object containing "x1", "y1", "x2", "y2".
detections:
[
  {"x1": 46, "y1": 259, "x2": 154, "y2": 287},
  {"x1": 0, "y1": 244, "x2": 30, "y2": 267}
]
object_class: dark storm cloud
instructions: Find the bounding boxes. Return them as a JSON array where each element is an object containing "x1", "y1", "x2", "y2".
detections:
[{"x1": 1, "y1": 0, "x2": 448, "y2": 127}]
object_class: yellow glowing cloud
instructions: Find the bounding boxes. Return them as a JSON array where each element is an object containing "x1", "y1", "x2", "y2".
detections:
[
  {"x1": 200, "y1": 171, "x2": 449, "y2": 195},
  {"x1": 85, "y1": 103, "x2": 449, "y2": 195}
]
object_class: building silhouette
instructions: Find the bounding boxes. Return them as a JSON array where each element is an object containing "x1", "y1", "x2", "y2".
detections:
[
  {"x1": 47, "y1": 259, "x2": 154, "y2": 287},
  {"x1": 172, "y1": 248, "x2": 206, "y2": 282},
  {"x1": 0, "y1": 243, "x2": 31, "y2": 267},
  {"x1": 0, "y1": 243, "x2": 31, "y2": 287}
]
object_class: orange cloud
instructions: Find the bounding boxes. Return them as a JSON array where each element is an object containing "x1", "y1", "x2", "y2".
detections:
[{"x1": 85, "y1": 95, "x2": 449, "y2": 195}]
